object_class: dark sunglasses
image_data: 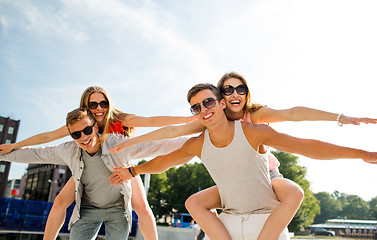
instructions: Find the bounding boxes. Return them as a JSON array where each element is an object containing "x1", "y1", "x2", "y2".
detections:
[
  {"x1": 190, "y1": 97, "x2": 217, "y2": 115},
  {"x1": 88, "y1": 100, "x2": 109, "y2": 110},
  {"x1": 69, "y1": 122, "x2": 96, "y2": 140},
  {"x1": 220, "y1": 84, "x2": 248, "y2": 96}
]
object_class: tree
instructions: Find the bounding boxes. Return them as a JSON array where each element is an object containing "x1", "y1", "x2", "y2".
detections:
[
  {"x1": 369, "y1": 197, "x2": 377, "y2": 219},
  {"x1": 166, "y1": 163, "x2": 215, "y2": 213},
  {"x1": 314, "y1": 192, "x2": 342, "y2": 223},
  {"x1": 272, "y1": 151, "x2": 320, "y2": 231}
]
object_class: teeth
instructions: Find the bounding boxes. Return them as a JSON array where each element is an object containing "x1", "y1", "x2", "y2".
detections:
[
  {"x1": 95, "y1": 113, "x2": 104, "y2": 116},
  {"x1": 231, "y1": 100, "x2": 240, "y2": 104},
  {"x1": 82, "y1": 139, "x2": 91, "y2": 145},
  {"x1": 203, "y1": 113, "x2": 213, "y2": 120}
]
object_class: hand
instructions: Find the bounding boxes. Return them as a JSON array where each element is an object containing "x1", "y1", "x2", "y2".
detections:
[
  {"x1": 340, "y1": 115, "x2": 377, "y2": 125},
  {"x1": 108, "y1": 167, "x2": 133, "y2": 185},
  {"x1": 361, "y1": 152, "x2": 377, "y2": 164},
  {"x1": 108, "y1": 139, "x2": 136, "y2": 153},
  {"x1": 0, "y1": 143, "x2": 16, "y2": 154}
]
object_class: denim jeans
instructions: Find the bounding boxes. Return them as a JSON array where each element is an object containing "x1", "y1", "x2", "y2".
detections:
[{"x1": 70, "y1": 203, "x2": 130, "y2": 240}]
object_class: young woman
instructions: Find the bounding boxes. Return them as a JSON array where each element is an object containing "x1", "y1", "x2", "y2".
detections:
[
  {"x1": 0, "y1": 86, "x2": 195, "y2": 240},
  {"x1": 108, "y1": 72, "x2": 377, "y2": 240}
]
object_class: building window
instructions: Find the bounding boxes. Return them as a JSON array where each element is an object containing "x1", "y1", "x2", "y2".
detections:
[
  {"x1": 0, "y1": 164, "x2": 5, "y2": 173},
  {"x1": 8, "y1": 127, "x2": 14, "y2": 135},
  {"x1": 0, "y1": 124, "x2": 3, "y2": 132},
  {"x1": 5, "y1": 139, "x2": 11, "y2": 144}
]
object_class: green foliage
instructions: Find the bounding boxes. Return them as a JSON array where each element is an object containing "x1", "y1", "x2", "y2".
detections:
[
  {"x1": 141, "y1": 161, "x2": 214, "y2": 220},
  {"x1": 272, "y1": 151, "x2": 320, "y2": 231},
  {"x1": 314, "y1": 191, "x2": 374, "y2": 223}
]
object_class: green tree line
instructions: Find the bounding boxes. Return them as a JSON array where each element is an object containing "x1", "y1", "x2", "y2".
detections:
[{"x1": 139, "y1": 152, "x2": 377, "y2": 231}]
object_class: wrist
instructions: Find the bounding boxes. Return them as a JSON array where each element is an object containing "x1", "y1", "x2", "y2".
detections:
[
  {"x1": 337, "y1": 113, "x2": 344, "y2": 127},
  {"x1": 128, "y1": 166, "x2": 138, "y2": 177}
]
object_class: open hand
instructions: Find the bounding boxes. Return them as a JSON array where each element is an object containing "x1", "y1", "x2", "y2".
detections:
[
  {"x1": 108, "y1": 167, "x2": 133, "y2": 185},
  {"x1": 341, "y1": 116, "x2": 377, "y2": 125},
  {"x1": 0, "y1": 144, "x2": 16, "y2": 154}
]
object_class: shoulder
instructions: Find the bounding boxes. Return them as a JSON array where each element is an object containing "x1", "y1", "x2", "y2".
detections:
[
  {"x1": 249, "y1": 106, "x2": 274, "y2": 124},
  {"x1": 241, "y1": 121, "x2": 274, "y2": 138},
  {"x1": 182, "y1": 133, "x2": 204, "y2": 156}
]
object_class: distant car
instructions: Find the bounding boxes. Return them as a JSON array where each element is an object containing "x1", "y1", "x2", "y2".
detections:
[{"x1": 311, "y1": 228, "x2": 336, "y2": 237}]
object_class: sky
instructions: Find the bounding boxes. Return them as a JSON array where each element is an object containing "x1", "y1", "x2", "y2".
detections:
[{"x1": 1, "y1": 0, "x2": 377, "y2": 200}]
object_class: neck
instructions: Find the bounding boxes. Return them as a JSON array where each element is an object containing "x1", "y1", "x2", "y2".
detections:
[
  {"x1": 224, "y1": 108, "x2": 245, "y2": 121},
  {"x1": 207, "y1": 118, "x2": 235, "y2": 148}
]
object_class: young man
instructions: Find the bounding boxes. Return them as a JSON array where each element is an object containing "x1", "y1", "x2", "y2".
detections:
[
  {"x1": 0, "y1": 108, "x2": 186, "y2": 240},
  {"x1": 109, "y1": 83, "x2": 377, "y2": 240}
]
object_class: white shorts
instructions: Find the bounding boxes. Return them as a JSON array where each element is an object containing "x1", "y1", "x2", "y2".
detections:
[{"x1": 204, "y1": 212, "x2": 290, "y2": 240}]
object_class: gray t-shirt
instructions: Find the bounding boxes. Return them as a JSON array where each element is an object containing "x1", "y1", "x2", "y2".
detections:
[{"x1": 81, "y1": 147, "x2": 123, "y2": 208}]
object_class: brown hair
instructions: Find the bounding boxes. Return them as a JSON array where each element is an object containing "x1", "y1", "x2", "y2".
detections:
[
  {"x1": 187, "y1": 83, "x2": 222, "y2": 103},
  {"x1": 66, "y1": 108, "x2": 94, "y2": 127},
  {"x1": 217, "y1": 72, "x2": 264, "y2": 113},
  {"x1": 80, "y1": 86, "x2": 135, "y2": 141}
]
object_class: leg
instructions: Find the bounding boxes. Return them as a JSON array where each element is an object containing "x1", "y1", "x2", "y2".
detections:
[
  {"x1": 130, "y1": 176, "x2": 158, "y2": 240},
  {"x1": 43, "y1": 177, "x2": 75, "y2": 240},
  {"x1": 69, "y1": 206, "x2": 102, "y2": 240},
  {"x1": 185, "y1": 186, "x2": 231, "y2": 240},
  {"x1": 257, "y1": 178, "x2": 304, "y2": 240},
  {"x1": 102, "y1": 205, "x2": 130, "y2": 240}
]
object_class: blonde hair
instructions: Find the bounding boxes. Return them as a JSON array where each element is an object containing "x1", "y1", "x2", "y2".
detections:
[
  {"x1": 80, "y1": 86, "x2": 135, "y2": 142},
  {"x1": 66, "y1": 108, "x2": 94, "y2": 127},
  {"x1": 217, "y1": 72, "x2": 265, "y2": 113}
]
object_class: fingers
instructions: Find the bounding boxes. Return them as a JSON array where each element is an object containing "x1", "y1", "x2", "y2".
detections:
[
  {"x1": 108, "y1": 143, "x2": 126, "y2": 153},
  {"x1": 109, "y1": 175, "x2": 125, "y2": 185}
]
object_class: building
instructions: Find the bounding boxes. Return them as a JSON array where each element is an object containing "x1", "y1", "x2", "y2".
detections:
[
  {"x1": 309, "y1": 219, "x2": 377, "y2": 238},
  {"x1": 4, "y1": 178, "x2": 21, "y2": 198},
  {"x1": 22, "y1": 164, "x2": 71, "y2": 202},
  {"x1": 0, "y1": 116, "x2": 20, "y2": 197}
]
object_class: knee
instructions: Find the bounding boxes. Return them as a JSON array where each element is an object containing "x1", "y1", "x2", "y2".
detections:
[
  {"x1": 185, "y1": 194, "x2": 201, "y2": 213},
  {"x1": 51, "y1": 194, "x2": 71, "y2": 210},
  {"x1": 287, "y1": 186, "x2": 304, "y2": 209},
  {"x1": 133, "y1": 203, "x2": 154, "y2": 218}
]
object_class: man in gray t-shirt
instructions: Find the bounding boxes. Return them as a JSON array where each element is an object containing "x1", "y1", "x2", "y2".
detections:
[{"x1": 1, "y1": 108, "x2": 187, "y2": 240}]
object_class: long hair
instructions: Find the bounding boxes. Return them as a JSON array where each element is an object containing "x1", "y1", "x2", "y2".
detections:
[
  {"x1": 80, "y1": 86, "x2": 135, "y2": 142},
  {"x1": 217, "y1": 72, "x2": 264, "y2": 113}
]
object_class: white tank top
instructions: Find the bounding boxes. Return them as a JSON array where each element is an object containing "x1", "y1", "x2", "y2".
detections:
[{"x1": 201, "y1": 121, "x2": 279, "y2": 214}]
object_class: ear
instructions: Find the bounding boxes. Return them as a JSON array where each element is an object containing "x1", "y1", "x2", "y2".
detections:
[{"x1": 219, "y1": 99, "x2": 226, "y2": 110}]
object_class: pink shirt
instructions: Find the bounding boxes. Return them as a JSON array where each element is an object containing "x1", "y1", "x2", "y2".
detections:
[{"x1": 242, "y1": 112, "x2": 280, "y2": 171}]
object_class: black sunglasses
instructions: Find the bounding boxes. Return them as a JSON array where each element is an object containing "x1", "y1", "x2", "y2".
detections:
[
  {"x1": 220, "y1": 84, "x2": 248, "y2": 96},
  {"x1": 88, "y1": 100, "x2": 109, "y2": 110},
  {"x1": 69, "y1": 122, "x2": 96, "y2": 140},
  {"x1": 190, "y1": 97, "x2": 217, "y2": 115}
]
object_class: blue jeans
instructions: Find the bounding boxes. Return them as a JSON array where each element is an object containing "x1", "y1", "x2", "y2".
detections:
[{"x1": 70, "y1": 203, "x2": 130, "y2": 240}]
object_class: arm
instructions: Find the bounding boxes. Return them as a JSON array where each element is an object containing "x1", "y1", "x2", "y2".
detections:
[
  {"x1": 122, "y1": 114, "x2": 196, "y2": 127},
  {"x1": 109, "y1": 138, "x2": 197, "y2": 184},
  {"x1": 0, "y1": 144, "x2": 68, "y2": 165},
  {"x1": 0, "y1": 126, "x2": 69, "y2": 154},
  {"x1": 109, "y1": 120, "x2": 205, "y2": 153},
  {"x1": 251, "y1": 106, "x2": 377, "y2": 125},
  {"x1": 253, "y1": 124, "x2": 377, "y2": 163}
]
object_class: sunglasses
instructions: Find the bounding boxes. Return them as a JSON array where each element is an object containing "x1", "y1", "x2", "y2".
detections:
[
  {"x1": 220, "y1": 84, "x2": 248, "y2": 96},
  {"x1": 190, "y1": 97, "x2": 218, "y2": 115},
  {"x1": 88, "y1": 100, "x2": 109, "y2": 110},
  {"x1": 69, "y1": 122, "x2": 96, "y2": 140}
]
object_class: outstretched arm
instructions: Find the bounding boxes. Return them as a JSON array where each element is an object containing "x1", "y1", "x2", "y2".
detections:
[
  {"x1": 109, "y1": 120, "x2": 205, "y2": 153},
  {"x1": 252, "y1": 106, "x2": 377, "y2": 125},
  {"x1": 122, "y1": 114, "x2": 196, "y2": 127},
  {"x1": 0, "y1": 126, "x2": 69, "y2": 154},
  {"x1": 254, "y1": 124, "x2": 377, "y2": 163},
  {"x1": 109, "y1": 137, "x2": 198, "y2": 185}
]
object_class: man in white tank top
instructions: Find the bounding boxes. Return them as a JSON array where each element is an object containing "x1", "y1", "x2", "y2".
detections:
[{"x1": 110, "y1": 83, "x2": 377, "y2": 240}]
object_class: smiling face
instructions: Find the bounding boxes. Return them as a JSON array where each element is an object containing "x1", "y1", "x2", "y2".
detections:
[
  {"x1": 189, "y1": 89, "x2": 226, "y2": 128},
  {"x1": 222, "y1": 78, "x2": 247, "y2": 114},
  {"x1": 68, "y1": 116, "x2": 100, "y2": 155},
  {"x1": 88, "y1": 92, "x2": 109, "y2": 127}
]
